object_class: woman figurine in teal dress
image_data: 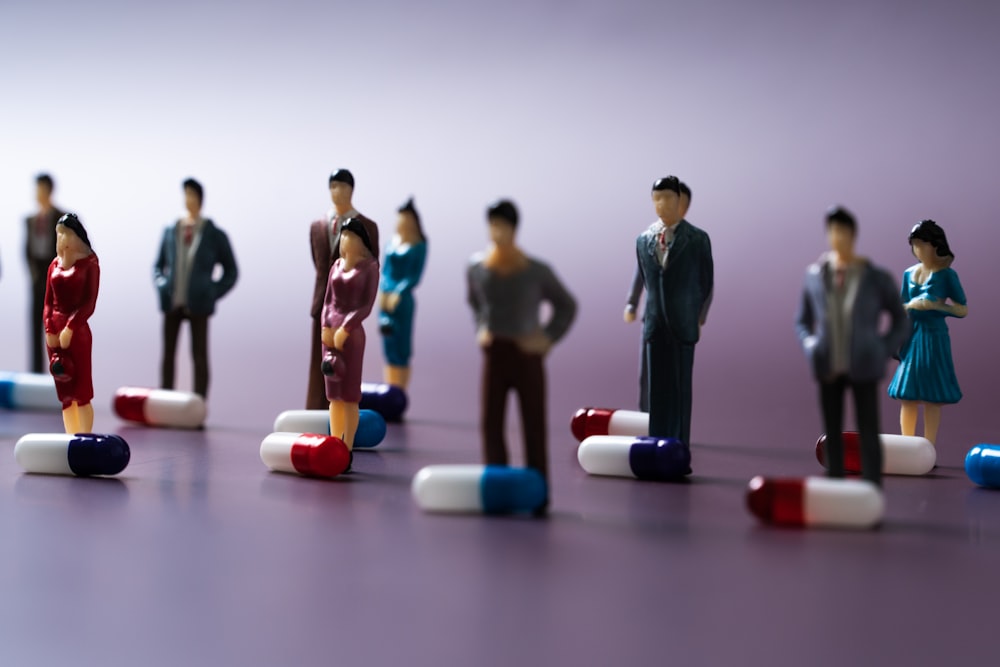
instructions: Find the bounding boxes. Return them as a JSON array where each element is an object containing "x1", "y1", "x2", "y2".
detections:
[
  {"x1": 887, "y1": 220, "x2": 968, "y2": 444},
  {"x1": 378, "y1": 198, "x2": 428, "y2": 390}
]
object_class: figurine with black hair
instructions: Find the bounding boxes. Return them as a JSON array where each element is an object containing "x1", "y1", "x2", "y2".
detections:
[
  {"x1": 154, "y1": 178, "x2": 238, "y2": 398},
  {"x1": 796, "y1": 206, "x2": 908, "y2": 485},
  {"x1": 466, "y1": 200, "x2": 577, "y2": 514},
  {"x1": 307, "y1": 169, "x2": 380, "y2": 409},
  {"x1": 321, "y1": 217, "x2": 380, "y2": 455},
  {"x1": 632, "y1": 177, "x2": 712, "y2": 458},
  {"x1": 26, "y1": 173, "x2": 65, "y2": 373},
  {"x1": 378, "y1": 197, "x2": 428, "y2": 391},
  {"x1": 44, "y1": 213, "x2": 99, "y2": 433},
  {"x1": 887, "y1": 220, "x2": 967, "y2": 444}
]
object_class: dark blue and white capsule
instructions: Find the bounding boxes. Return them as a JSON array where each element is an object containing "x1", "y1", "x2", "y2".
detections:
[
  {"x1": 15, "y1": 433, "x2": 131, "y2": 476},
  {"x1": 578, "y1": 435, "x2": 691, "y2": 480}
]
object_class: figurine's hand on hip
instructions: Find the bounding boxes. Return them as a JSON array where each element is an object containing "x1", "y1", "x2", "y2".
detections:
[
  {"x1": 385, "y1": 292, "x2": 401, "y2": 313},
  {"x1": 333, "y1": 326, "x2": 349, "y2": 350},
  {"x1": 59, "y1": 327, "x2": 73, "y2": 349},
  {"x1": 45, "y1": 333, "x2": 59, "y2": 348},
  {"x1": 321, "y1": 327, "x2": 336, "y2": 348}
]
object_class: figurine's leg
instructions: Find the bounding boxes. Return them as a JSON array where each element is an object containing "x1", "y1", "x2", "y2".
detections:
[
  {"x1": 161, "y1": 309, "x2": 183, "y2": 391},
  {"x1": 819, "y1": 378, "x2": 846, "y2": 478},
  {"x1": 79, "y1": 402, "x2": 94, "y2": 433},
  {"x1": 899, "y1": 401, "x2": 919, "y2": 436},
  {"x1": 190, "y1": 314, "x2": 210, "y2": 398},
  {"x1": 647, "y1": 333, "x2": 682, "y2": 440},
  {"x1": 306, "y1": 316, "x2": 327, "y2": 410},
  {"x1": 481, "y1": 341, "x2": 510, "y2": 466},
  {"x1": 30, "y1": 271, "x2": 47, "y2": 374},
  {"x1": 679, "y1": 344, "x2": 695, "y2": 447},
  {"x1": 385, "y1": 365, "x2": 409, "y2": 389},
  {"x1": 329, "y1": 400, "x2": 347, "y2": 442},
  {"x1": 638, "y1": 343, "x2": 649, "y2": 412},
  {"x1": 853, "y1": 381, "x2": 882, "y2": 487},
  {"x1": 515, "y1": 352, "x2": 548, "y2": 482},
  {"x1": 62, "y1": 401, "x2": 81, "y2": 434},
  {"x1": 923, "y1": 403, "x2": 942, "y2": 445},
  {"x1": 342, "y1": 402, "x2": 360, "y2": 450}
]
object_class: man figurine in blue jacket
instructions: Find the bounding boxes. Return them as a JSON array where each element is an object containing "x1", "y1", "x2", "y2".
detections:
[
  {"x1": 632, "y1": 176, "x2": 713, "y2": 457},
  {"x1": 154, "y1": 178, "x2": 238, "y2": 398}
]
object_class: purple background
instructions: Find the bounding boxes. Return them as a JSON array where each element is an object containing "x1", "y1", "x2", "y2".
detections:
[{"x1": 2, "y1": 1, "x2": 1000, "y2": 664}]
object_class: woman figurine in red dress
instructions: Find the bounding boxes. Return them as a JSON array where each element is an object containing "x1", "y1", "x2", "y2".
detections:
[{"x1": 44, "y1": 213, "x2": 100, "y2": 434}]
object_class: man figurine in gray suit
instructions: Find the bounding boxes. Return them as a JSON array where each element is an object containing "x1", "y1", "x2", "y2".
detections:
[
  {"x1": 631, "y1": 176, "x2": 713, "y2": 454},
  {"x1": 796, "y1": 206, "x2": 908, "y2": 486},
  {"x1": 154, "y1": 178, "x2": 239, "y2": 398}
]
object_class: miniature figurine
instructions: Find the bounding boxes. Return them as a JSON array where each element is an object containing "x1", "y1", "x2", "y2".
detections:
[
  {"x1": 626, "y1": 181, "x2": 691, "y2": 411},
  {"x1": 795, "y1": 206, "x2": 908, "y2": 486},
  {"x1": 44, "y1": 213, "x2": 99, "y2": 434},
  {"x1": 307, "y1": 169, "x2": 380, "y2": 409},
  {"x1": 466, "y1": 200, "x2": 577, "y2": 514},
  {"x1": 378, "y1": 197, "x2": 428, "y2": 390},
  {"x1": 153, "y1": 178, "x2": 238, "y2": 398},
  {"x1": 631, "y1": 177, "x2": 712, "y2": 452},
  {"x1": 321, "y1": 217, "x2": 380, "y2": 455},
  {"x1": 26, "y1": 174, "x2": 64, "y2": 373},
  {"x1": 887, "y1": 220, "x2": 967, "y2": 444}
]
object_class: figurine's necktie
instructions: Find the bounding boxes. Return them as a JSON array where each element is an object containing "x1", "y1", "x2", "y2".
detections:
[
  {"x1": 658, "y1": 229, "x2": 673, "y2": 268},
  {"x1": 183, "y1": 226, "x2": 194, "y2": 246}
]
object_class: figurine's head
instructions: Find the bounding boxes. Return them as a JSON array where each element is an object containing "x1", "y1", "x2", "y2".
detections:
[
  {"x1": 329, "y1": 169, "x2": 355, "y2": 208},
  {"x1": 55, "y1": 213, "x2": 93, "y2": 255},
  {"x1": 679, "y1": 181, "x2": 692, "y2": 218},
  {"x1": 486, "y1": 200, "x2": 518, "y2": 247},
  {"x1": 340, "y1": 217, "x2": 375, "y2": 261},
  {"x1": 824, "y1": 206, "x2": 857, "y2": 255},
  {"x1": 652, "y1": 176, "x2": 682, "y2": 226},
  {"x1": 35, "y1": 173, "x2": 54, "y2": 206},
  {"x1": 183, "y1": 178, "x2": 204, "y2": 216},
  {"x1": 908, "y1": 219, "x2": 954, "y2": 266},
  {"x1": 397, "y1": 197, "x2": 427, "y2": 244}
]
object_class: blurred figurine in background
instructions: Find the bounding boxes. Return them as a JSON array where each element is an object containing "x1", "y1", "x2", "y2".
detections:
[
  {"x1": 466, "y1": 200, "x2": 577, "y2": 514},
  {"x1": 26, "y1": 173, "x2": 64, "y2": 373},
  {"x1": 796, "y1": 206, "x2": 908, "y2": 486},
  {"x1": 44, "y1": 214, "x2": 99, "y2": 433},
  {"x1": 322, "y1": 217, "x2": 380, "y2": 455},
  {"x1": 378, "y1": 197, "x2": 428, "y2": 390},
  {"x1": 887, "y1": 220, "x2": 967, "y2": 444},
  {"x1": 307, "y1": 169, "x2": 380, "y2": 409},
  {"x1": 154, "y1": 178, "x2": 238, "y2": 399},
  {"x1": 626, "y1": 181, "x2": 692, "y2": 411}
]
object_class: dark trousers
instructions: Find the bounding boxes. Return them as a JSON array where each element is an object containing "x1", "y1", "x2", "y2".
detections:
[
  {"x1": 162, "y1": 308, "x2": 210, "y2": 398},
  {"x1": 481, "y1": 340, "x2": 548, "y2": 484},
  {"x1": 646, "y1": 329, "x2": 695, "y2": 445},
  {"x1": 306, "y1": 315, "x2": 327, "y2": 410},
  {"x1": 819, "y1": 376, "x2": 881, "y2": 486},
  {"x1": 29, "y1": 261, "x2": 49, "y2": 373}
]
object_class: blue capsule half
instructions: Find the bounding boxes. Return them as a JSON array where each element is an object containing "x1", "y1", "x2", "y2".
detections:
[{"x1": 966, "y1": 444, "x2": 1000, "y2": 488}]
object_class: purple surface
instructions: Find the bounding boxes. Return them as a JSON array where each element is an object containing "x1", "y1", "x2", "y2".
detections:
[{"x1": 2, "y1": 0, "x2": 1000, "y2": 664}]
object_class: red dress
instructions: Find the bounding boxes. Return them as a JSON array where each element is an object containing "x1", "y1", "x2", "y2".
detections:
[{"x1": 43, "y1": 253, "x2": 100, "y2": 408}]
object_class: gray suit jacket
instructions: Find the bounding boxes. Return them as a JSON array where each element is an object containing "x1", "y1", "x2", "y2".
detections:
[{"x1": 795, "y1": 256, "x2": 908, "y2": 383}]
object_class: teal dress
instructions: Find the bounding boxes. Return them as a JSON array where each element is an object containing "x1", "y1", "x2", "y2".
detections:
[
  {"x1": 887, "y1": 266, "x2": 966, "y2": 404},
  {"x1": 379, "y1": 240, "x2": 427, "y2": 367}
]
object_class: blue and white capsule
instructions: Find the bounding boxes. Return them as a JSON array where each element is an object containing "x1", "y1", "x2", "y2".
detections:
[
  {"x1": 578, "y1": 435, "x2": 691, "y2": 480},
  {"x1": 14, "y1": 433, "x2": 131, "y2": 476},
  {"x1": 272, "y1": 409, "x2": 387, "y2": 448},
  {"x1": 966, "y1": 444, "x2": 1000, "y2": 488},
  {"x1": 411, "y1": 464, "x2": 547, "y2": 514},
  {"x1": 0, "y1": 371, "x2": 61, "y2": 411}
]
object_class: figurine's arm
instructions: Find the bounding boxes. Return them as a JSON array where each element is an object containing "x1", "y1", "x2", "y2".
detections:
[
  {"x1": 943, "y1": 270, "x2": 968, "y2": 318},
  {"x1": 153, "y1": 230, "x2": 169, "y2": 289},
  {"x1": 395, "y1": 242, "x2": 427, "y2": 295},
  {"x1": 698, "y1": 233, "x2": 714, "y2": 326},
  {"x1": 624, "y1": 264, "x2": 644, "y2": 323},
  {"x1": 62, "y1": 258, "x2": 100, "y2": 348},
  {"x1": 540, "y1": 264, "x2": 577, "y2": 345},
  {"x1": 466, "y1": 263, "x2": 491, "y2": 346},
  {"x1": 795, "y1": 277, "x2": 817, "y2": 351},
  {"x1": 882, "y1": 272, "x2": 909, "y2": 356},
  {"x1": 211, "y1": 230, "x2": 238, "y2": 301},
  {"x1": 340, "y1": 263, "x2": 379, "y2": 333}
]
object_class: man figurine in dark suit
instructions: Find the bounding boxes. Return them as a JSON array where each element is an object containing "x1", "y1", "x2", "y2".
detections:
[
  {"x1": 154, "y1": 178, "x2": 239, "y2": 398},
  {"x1": 306, "y1": 169, "x2": 380, "y2": 409},
  {"x1": 796, "y1": 206, "x2": 908, "y2": 486},
  {"x1": 25, "y1": 173, "x2": 64, "y2": 373},
  {"x1": 632, "y1": 176, "x2": 713, "y2": 454}
]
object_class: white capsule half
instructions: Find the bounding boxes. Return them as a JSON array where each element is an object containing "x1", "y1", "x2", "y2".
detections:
[
  {"x1": 804, "y1": 477, "x2": 885, "y2": 528},
  {"x1": 113, "y1": 387, "x2": 207, "y2": 429},
  {"x1": 0, "y1": 371, "x2": 61, "y2": 411},
  {"x1": 411, "y1": 464, "x2": 547, "y2": 514}
]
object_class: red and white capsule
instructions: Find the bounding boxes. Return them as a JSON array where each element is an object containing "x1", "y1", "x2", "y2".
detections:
[
  {"x1": 815, "y1": 432, "x2": 936, "y2": 476},
  {"x1": 570, "y1": 407, "x2": 648, "y2": 441},
  {"x1": 113, "y1": 387, "x2": 207, "y2": 429},
  {"x1": 746, "y1": 476, "x2": 884, "y2": 529},
  {"x1": 260, "y1": 432, "x2": 350, "y2": 478}
]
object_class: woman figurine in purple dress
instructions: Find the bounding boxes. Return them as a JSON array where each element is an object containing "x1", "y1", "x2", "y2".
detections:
[
  {"x1": 321, "y1": 217, "x2": 379, "y2": 454},
  {"x1": 887, "y1": 220, "x2": 968, "y2": 444}
]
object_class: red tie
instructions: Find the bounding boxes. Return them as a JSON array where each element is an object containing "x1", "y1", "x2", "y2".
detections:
[{"x1": 183, "y1": 226, "x2": 194, "y2": 246}]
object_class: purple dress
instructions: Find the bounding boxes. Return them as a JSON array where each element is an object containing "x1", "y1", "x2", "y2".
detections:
[{"x1": 321, "y1": 256, "x2": 379, "y2": 403}]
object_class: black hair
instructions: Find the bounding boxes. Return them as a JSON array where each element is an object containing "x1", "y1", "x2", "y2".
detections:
[
  {"x1": 908, "y1": 219, "x2": 954, "y2": 259},
  {"x1": 825, "y1": 206, "x2": 857, "y2": 235},
  {"x1": 398, "y1": 197, "x2": 427, "y2": 244},
  {"x1": 36, "y1": 173, "x2": 54, "y2": 192},
  {"x1": 183, "y1": 178, "x2": 204, "y2": 204},
  {"x1": 329, "y1": 169, "x2": 355, "y2": 188},
  {"x1": 679, "y1": 181, "x2": 692, "y2": 204},
  {"x1": 341, "y1": 217, "x2": 376, "y2": 258},
  {"x1": 57, "y1": 213, "x2": 92, "y2": 251},
  {"x1": 652, "y1": 176, "x2": 681, "y2": 194},
  {"x1": 486, "y1": 199, "x2": 519, "y2": 228}
]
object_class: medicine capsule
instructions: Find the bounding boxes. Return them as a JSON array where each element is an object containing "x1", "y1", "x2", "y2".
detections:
[
  {"x1": 359, "y1": 383, "x2": 408, "y2": 422},
  {"x1": 578, "y1": 435, "x2": 690, "y2": 480},
  {"x1": 570, "y1": 407, "x2": 648, "y2": 441},
  {"x1": 271, "y1": 409, "x2": 386, "y2": 448},
  {"x1": 746, "y1": 475, "x2": 884, "y2": 529},
  {"x1": 113, "y1": 387, "x2": 207, "y2": 429},
  {"x1": 0, "y1": 371, "x2": 60, "y2": 411},
  {"x1": 965, "y1": 444, "x2": 1000, "y2": 488},
  {"x1": 260, "y1": 432, "x2": 350, "y2": 478},
  {"x1": 815, "y1": 431, "x2": 936, "y2": 476},
  {"x1": 411, "y1": 464, "x2": 547, "y2": 514},
  {"x1": 14, "y1": 433, "x2": 131, "y2": 476}
]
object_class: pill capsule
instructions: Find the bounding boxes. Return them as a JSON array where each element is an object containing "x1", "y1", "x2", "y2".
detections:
[
  {"x1": 14, "y1": 433, "x2": 131, "y2": 476},
  {"x1": 113, "y1": 387, "x2": 207, "y2": 429},
  {"x1": 746, "y1": 476, "x2": 884, "y2": 529},
  {"x1": 411, "y1": 464, "x2": 547, "y2": 514},
  {"x1": 359, "y1": 383, "x2": 408, "y2": 422},
  {"x1": 260, "y1": 432, "x2": 350, "y2": 478},
  {"x1": 570, "y1": 407, "x2": 648, "y2": 441},
  {"x1": 965, "y1": 444, "x2": 1000, "y2": 488},
  {"x1": 815, "y1": 431, "x2": 936, "y2": 476},
  {"x1": 271, "y1": 409, "x2": 387, "y2": 448},
  {"x1": 578, "y1": 435, "x2": 691, "y2": 480},
  {"x1": 0, "y1": 371, "x2": 61, "y2": 411}
]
